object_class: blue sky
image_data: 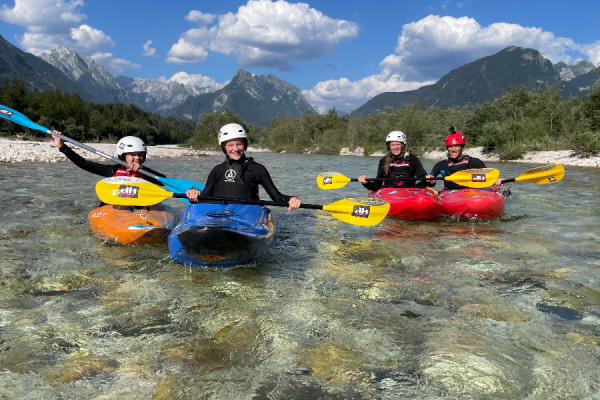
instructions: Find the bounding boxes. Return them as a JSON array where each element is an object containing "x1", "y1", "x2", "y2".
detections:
[{"x1": 1, "y1": 0, "x2": 599, "y2": 112}]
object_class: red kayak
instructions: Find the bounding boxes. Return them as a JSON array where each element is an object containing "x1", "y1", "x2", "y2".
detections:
[
  {"x1": 439, "y1": 187, "x2": 505, "y2": 219},
  {"x1": 369, "y1": 188, "x2": 442, "y2": 220}
]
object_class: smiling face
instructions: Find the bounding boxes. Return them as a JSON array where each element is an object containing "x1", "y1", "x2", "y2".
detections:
[
  {"x1": 224, "y1": 139, "x2": 245, "y2": 160},
  {"x1": 447, "y1": 144, "x2": 463, "y2": 160},
  {"x1": 388, "y1": 141, "x2": 404, "y2": 156},
  {"x1": 124, "y1": 152, "x2": 145, "y2": 164}
]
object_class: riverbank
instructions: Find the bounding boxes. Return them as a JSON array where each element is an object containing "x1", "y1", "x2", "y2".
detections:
[{"x1": 2, "y1": 138, "x2": 600, "y2": 167}]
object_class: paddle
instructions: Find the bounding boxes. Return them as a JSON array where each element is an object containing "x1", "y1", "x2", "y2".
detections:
[
  {"x1": 317, "y1": 168, "x2": 500, "y2": 190},
  {"x1": 500, "y1": 164, "x2": 564, "y2": 185},
  {"x1": 0, "y1": 104, "x2": 204, "y2": 204},
  {"x1": 96, "y1": 178, "x2": 390, "y2": 226}
]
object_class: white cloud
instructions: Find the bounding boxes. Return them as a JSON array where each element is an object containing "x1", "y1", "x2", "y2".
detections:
[
  {"x1": 142, "y1": 40, "x2": 158, "y2": 57},
  {"x1": 303, "y1": 74, "x2": 433, "y2": 111},
  {"x1": 185, "y1": 10, "x2": 215, "y2": 26},
  {"x1": 168, "y1": 71, "x2": 216, "y2": 88},
  {"x1": 167, "y1": 0, "x2": 359, "y2": 70},
  {"x1": 166, "y1": 38, "x2": 209, "y2": 64},
  {"x1": 91, "y1": 52, "x2": 140, "y2": 75},
  {"x1": 582, "y1": 41, "x2": 600, "y2": 66},
  {"x1": 382, "y1": 15, "x2": 579, "y2": 81},
  {"x1": 0, "y1": 0, "x2": 139, "y2": 73}
]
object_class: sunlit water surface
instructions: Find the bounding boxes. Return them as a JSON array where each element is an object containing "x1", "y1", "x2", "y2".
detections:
[{"x1": 1, "y1": 153, "x2": 599, "y2": 399}]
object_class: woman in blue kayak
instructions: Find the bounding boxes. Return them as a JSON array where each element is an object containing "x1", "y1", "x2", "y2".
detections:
[
  {"x1": 357, "y1": 131, "x2": 428, "y2": 189},
  {"x1": 53, "y1": 133, "x2": 165, "y2": 185},
  {"x1": 186, "y1": 123, "x2": 301, "y2": 212}
]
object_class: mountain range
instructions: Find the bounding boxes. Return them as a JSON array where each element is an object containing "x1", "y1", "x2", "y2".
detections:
[
  {"x1": 39, "y1": 46, "x2": 147, "y2": 109},
  {"x1": 170, "y1": 69, "x2": 315, "y2": 127},
  {"x1": 115, "y1": 76, "x2": 223, "y2": 117},
  {"x1": 354, "y1": 46, "x2": 598, "y2": 116},
  {"x1": 0, "y1": 34, "x2": 94, "y2": 102}
]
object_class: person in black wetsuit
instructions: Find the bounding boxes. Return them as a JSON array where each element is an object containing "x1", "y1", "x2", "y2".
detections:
[
  {"x1": 185, "y1": 123, "x2": 301, "y2": 212},
  {"x1": 53, "y1": 133, "x2": 165, "y2": 185},
  {"x1": 358, "y1": 131, "x2": 428, "y2": 190},
  {"x1": 426, "y1": 127, "x2": 502, "y2": 190}
]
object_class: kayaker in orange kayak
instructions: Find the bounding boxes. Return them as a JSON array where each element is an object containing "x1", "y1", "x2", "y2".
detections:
[
  {"x1": 53, "y1": 132, "x2": 165, "y2": 185},
  {"x1": 185, "y1": 123, "x2": 301, "y2": 212},
  {"x1": 426, "y1": 127, "x2": 503, "y2": 189},
  {"x1": 357, "y1": 131, "x2": 428, "y2": 189}
]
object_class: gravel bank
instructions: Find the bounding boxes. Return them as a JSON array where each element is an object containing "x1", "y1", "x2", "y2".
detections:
[
  {"x1": 0, "y1": 138, "x2": 220, "y2": 163},
  {"x1": 2, "y1": 139, "x2": 599, "y2": 167}
]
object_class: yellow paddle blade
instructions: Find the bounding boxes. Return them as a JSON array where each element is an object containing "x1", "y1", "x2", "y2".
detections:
[
  {"x1": 446, "y1": 168, "x2": 500, "y2": 188},
  {"x1": 515, "y1": 164, "x2": 564, "y2": 184},
  {"x1": 96, "y1": 177, "x2": 173, "y2": 206},
  {"x1": 322, "y1": 197, "x2": 390, "y2": 226},
  {"x1": 317, "y1": 172, "x2": 352, "y2": 190}
]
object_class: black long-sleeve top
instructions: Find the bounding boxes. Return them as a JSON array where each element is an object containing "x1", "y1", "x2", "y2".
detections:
[
  {"x1": 200, "y1": 157, "x2": 293, "y2": 202},
  {"x1": 428, "y1": 155, "x2": 486, "y2": 190},
  {"x1": 59, "y1": 144, "x2": 165, "y2": 185},
  {"x1": 362, "y1": 153, "x2": 428, "y2": 191}
]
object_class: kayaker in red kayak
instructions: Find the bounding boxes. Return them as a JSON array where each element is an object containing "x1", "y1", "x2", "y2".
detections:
[
  {"x1": 357, "y1": 131, "x2": 428, "y2": 189},
  {"x1": 186, "y1": 123, "x2": 301, "y2": 212},
  {"x1": 53, "y1": 132, "x2": 165, "y2": 185},
  {"x1": 426, "y1": 127, "x2": 503, "y2": 189}
]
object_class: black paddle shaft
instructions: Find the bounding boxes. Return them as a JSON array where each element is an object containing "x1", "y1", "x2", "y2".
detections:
[
  {"x1": 172, "y1": 193, "x2": 324, "y2": 210},
  {"x1": 352, "y1": 177, "x2": 443, "y2": 182}
]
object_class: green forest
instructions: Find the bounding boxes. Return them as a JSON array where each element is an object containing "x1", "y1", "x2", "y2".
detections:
[
  {"x1": 0, "y1": 77, "x2": 197, "y2": 145},
  {"x1": 2, "y1": 68, "x2": 599, "y2": 160}
]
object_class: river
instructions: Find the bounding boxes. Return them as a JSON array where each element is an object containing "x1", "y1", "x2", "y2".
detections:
[{"x1": 1, "y1": 153, "x2": 599, "y2": 399}]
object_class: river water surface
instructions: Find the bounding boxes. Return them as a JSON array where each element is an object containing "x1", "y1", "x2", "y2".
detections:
[{"x1": 1, "y1": 153, "x2": 599, "y2": 399}]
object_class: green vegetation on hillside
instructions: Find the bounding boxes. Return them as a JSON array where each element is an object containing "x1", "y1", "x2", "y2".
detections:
[{"x1": 0, "y1": 78, "x2": 196, "y2": 145}]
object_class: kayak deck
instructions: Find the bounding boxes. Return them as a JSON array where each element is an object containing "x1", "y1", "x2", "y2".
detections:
[
  {"x1": 369, "y1": 187, "x2": 442, "y2": 220},
  {"x1": 439, "y1": 187, "x2": 505, "y2": 220},
  {"x1": 168, "y1": 204, "x2": 275, "y2": 267},
  {"x1": 88, "y1": 204, "x2": 176, "y2": 245}
]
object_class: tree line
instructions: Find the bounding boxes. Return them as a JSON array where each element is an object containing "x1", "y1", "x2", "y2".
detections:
[{"x1": 0, "y1": 77, "x2": 196, "y2": 145}]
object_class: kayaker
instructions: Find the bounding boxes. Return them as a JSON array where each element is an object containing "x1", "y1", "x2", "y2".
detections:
[
  {"x1": 426, "y1": 127, "x2": 503, "y2": 189},
  {"x1": 185, "y1": 123, "x2": 301, "y2": 212},
  {"x1": 357, "y1": 131, "x2": 428, "y2": 189},
  {"x1": 53, "y1": 132, "x2": 165, "y2": 185}
]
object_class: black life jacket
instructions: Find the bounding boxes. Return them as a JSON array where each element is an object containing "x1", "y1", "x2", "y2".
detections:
[
  {"x1": 386, "y1": 152, "x2": 411, "y2": 187},
  {"x1": 211, "y1": 158, "x2": 256, "y2": 199},
  {"x1": 446, "y1": 155, "x2": 472, "y2": 175}
]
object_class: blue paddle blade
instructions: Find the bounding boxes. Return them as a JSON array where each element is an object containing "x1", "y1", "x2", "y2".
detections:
[{"x1": 157, "y1": 177, "x2": 205, "y2": 205}]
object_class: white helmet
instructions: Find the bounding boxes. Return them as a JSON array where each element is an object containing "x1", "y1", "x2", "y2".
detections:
[
  {"x1": 386, "y1": 131, "x2": 407, "y2": 144},
  {"x1": 218, "y1": 123, "x2": 247, "y2": 146},
  {"x1": 117, "y1": 136, "x2": 147, "y2": 156}
]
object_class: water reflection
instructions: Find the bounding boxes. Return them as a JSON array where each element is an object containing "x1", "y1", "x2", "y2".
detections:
[{"x1": 1, "y1": 155, "x2": 599, "y2": 398}]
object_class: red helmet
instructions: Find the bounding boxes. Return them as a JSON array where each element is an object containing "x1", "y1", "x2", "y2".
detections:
[{"x1": 445, "y1": 132, "x2": 465, "y2": 146}]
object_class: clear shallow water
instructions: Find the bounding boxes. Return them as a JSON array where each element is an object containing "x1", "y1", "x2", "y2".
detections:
[{"x1": 1, "y1": 153, "x2": 599, "y2": 399}]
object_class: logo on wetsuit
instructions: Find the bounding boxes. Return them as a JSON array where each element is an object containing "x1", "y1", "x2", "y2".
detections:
[
  {"x1": 225, "y1": 169, "x2": 236, "y2": 182},
  {"x1": 323, "y1": 177, "x2": 332, "y2": 185},
  {"x1": 471, "y1": 174, "x2": 486, "y2": 182},
  {"x1": 118, "y1": 185, "x2": 139, "y2": 198},
  {"x1": 0, "y1": 109, "x2": 13, "y2": 117},
  {"x1": 352, "y1": 205, "x2": 370, "y2": 218}
]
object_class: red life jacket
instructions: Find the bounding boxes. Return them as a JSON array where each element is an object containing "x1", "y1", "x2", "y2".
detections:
[{"x1": 112, "y1": 166, "x2": 145, "y2": 179}]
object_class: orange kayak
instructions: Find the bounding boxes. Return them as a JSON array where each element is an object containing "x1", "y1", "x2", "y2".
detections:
[{"x1": 88, "y1": 204, "x2": 176, "y2": 245}]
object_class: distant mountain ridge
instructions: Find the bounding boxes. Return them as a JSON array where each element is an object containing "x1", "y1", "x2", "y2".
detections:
[
  {"x1": 355, "y1": 46, "x2": 592, "y2": 116},
  {"x1": 39, "y1": 47, "x2": 146, "y2": 109},
  {"x1": 170, "y1": 69, "x2": 314, "y2": 127},
  {"x1": 0, "y1": 34, "x2": 93, "y2": 101},
  {"x1": 115, "y1": 76, "x2": 224, "y2": 117},
  {"x1": 554, "y1": 60, "x2": 595, "y2": 81}
]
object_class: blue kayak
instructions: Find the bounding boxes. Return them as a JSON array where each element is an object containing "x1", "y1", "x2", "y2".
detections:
[{"x1": 167, "y1": 204, "x2": 275, "y2": 267}]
